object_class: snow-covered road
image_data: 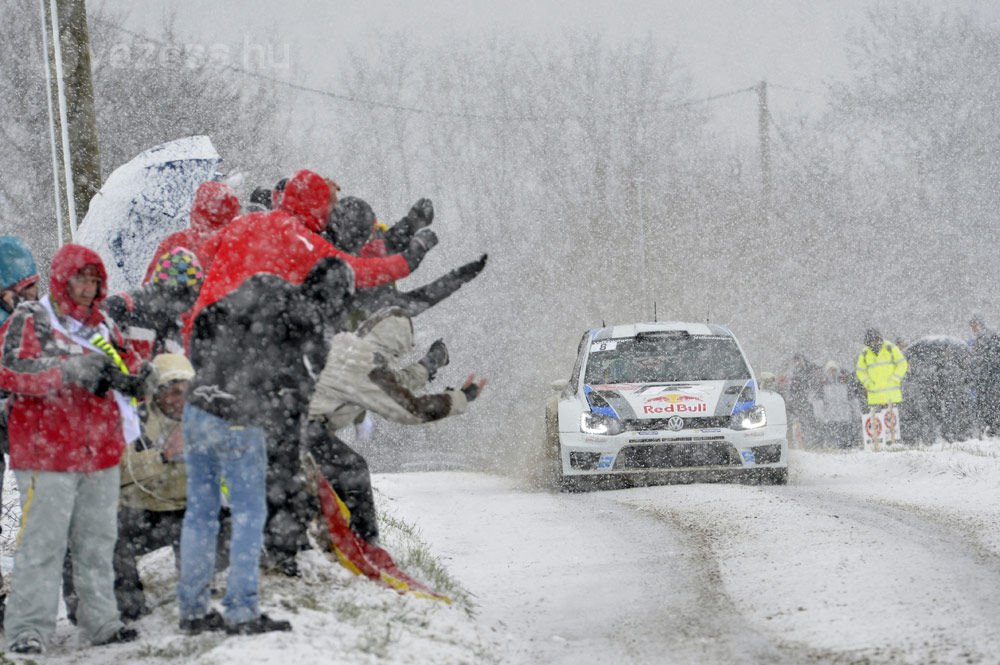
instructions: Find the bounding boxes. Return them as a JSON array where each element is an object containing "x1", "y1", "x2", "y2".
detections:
[
  {"x1": 380, "y1": 442, "x2": 1000, "y2": 665},
  {"x1": 6, "y1": 441, "x2": 1000, "y2": 664}
]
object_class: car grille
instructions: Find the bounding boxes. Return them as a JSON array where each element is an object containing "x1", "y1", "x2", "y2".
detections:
[
  {"x1": 621, "y1": 416, "x2": 731, "y2": 431},
  {"x1": 750, "y1": 443, "x2": 783, "y2": 464},
  {"x1": 614, "y1": 442, "x2": 742, "y2": 470},
  {"x1": 570, "y1": 452, "x2": 602, "y2": 470}
]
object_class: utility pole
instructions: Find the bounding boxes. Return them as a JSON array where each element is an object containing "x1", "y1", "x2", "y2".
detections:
[
  {"x1": 756, "y1": 80, "x2": 771, "y2": 225},
  {"x1": 41, "y1": 0, "x2": 102, "y2": 242}
]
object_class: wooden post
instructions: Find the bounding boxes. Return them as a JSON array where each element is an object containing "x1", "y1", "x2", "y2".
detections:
[{"x1": 756, "y1": 80, "x2": 771, "y2": 226}]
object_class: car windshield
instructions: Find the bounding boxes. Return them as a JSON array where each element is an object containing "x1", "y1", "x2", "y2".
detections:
[{"x1": 583, "y1": 334, "x2": 750, "y2": 384}]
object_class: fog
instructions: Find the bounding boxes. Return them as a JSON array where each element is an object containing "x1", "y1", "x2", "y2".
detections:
[{"x1": 2, "y1": 0, "x2": 1000, "y2": 472}]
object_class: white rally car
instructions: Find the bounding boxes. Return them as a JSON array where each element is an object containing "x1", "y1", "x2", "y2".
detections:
[{"x1": 545, "y1": 321, "x2": 788, "y2": 490}]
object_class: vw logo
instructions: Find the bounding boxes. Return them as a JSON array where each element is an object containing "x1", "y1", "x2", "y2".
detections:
[{"x1": 667, "y1": 416, "x2": 684, "y2": 431}]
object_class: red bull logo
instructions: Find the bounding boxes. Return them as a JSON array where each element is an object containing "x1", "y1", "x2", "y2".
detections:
[{"x1": 642, "y1": 393, "x2": 707, "y2": 414}]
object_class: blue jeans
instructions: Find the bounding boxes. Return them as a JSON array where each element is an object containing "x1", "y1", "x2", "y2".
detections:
[{"x1": 177, "y1": 404, "x2": 266, "y2": 625}]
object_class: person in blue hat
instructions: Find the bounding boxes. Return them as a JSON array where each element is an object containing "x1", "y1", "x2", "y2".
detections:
[
  {"x1": 0, "y1": 235, "x2": 40, "y2": 626},
  {"x1": 0, "y1": 236, "x2": 40, "y2": 327}
]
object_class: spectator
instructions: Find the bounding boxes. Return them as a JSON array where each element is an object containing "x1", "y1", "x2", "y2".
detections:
[
  {"x1": 0, "y1": 236, "x2": 40, "y2": 327},
  {"x1": 0, "y1": 235, "x2": 40, "y2": 624},
  {"x1": 185, "y1": 169, "x2": 436, "y2": 571},
  {"x1": 814, "y1": 361, "x2": 860, "y2": 448},
  {"x1": 757, "y1": 371, "x2": 778, "y2": 392},
  {"x1": 62, "y1": 352, "x2": 231, "y2": 623},
  {"x1": 307, "y1": 307, "x2": 486, "y2": 544},
  {"x1": 116, "y1": 352, "x2": 231, "y2": 620},
  {"x1": 246, "y1": 186, "x2": 273, "y2": 213},
  {"x1": 323, "y1": 195, "x2": 487, "y2": 326},
  {"x1": 969, "y1": 314, "x2": 1000, "y2": 436},
  {"x1": 61, "y1": 248, "x2": 207, "y2": 623},
  {"x1": 187, "y1": 169, "x2": 432, "y2": 336},
  {"x1": 788, "y1": 353, "x2": 821, "y2": 446},
  {"x1": 0, "y1": 244, "x2": 144, "y2": 653},
  {"x1": 179, "y1": 257, "x2": 354, "y2": 634},
  {"x1": 141, "y1": 181, "x2": 240, "y2": 283},
  {"x1": 106, "y1": 247, "x2": 206, "y2": 360}
]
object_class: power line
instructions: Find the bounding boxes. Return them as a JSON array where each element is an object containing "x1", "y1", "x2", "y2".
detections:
[
  {"x1": 769, "y1": 82, "x2": 824, "y2": 96},
  {"x1": 91, "y1": 17, "x2": 760, "y2": 123}
]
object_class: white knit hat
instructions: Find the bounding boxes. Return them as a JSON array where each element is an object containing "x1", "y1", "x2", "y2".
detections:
[{"x1": 152, "y1": 353, "x2": 195, "y2": 386}]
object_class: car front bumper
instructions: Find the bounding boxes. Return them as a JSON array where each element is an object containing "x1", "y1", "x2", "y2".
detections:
[{"x1": 557, "y1": 426, "x2": 788, "y2": 476}]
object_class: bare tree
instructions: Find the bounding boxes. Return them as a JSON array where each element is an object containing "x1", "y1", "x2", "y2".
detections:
[{"x1": 0, "y1": 0, "x2": 293, "y2": 264}]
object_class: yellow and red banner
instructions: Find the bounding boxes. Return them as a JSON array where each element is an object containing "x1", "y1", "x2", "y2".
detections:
[{"x1": 315, "y1": 470, "x2": 451, "y2": 603}]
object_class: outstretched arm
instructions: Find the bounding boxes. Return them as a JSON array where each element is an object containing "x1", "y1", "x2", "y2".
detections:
[
  {"x1": 405, "y1": 254, "x2": 487, "y2": 310},
  {"x1": 357, "y1": 254, "x2": 488, "y2": 317}
]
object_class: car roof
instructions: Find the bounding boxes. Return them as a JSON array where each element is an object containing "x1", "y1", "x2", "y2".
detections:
[{"x1": 589, "y1": 321, "x2": 735, "y2": 341}]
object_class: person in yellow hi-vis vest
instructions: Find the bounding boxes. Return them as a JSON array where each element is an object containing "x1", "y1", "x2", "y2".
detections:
[{"x1": 855, "y1": 328, "x2": 909, "y2": 447}]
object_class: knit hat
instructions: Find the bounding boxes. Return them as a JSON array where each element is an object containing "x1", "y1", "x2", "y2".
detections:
[
  {"x1": 150, "y1": 247, "x2": 205, "y2": 288},
  {"x1": 327, "y1": 196, "x2": 376, "y2": 254},
  {"x1": 152, "y1": 353, "x2": 195, "y2": 386},
  {"x1": 863, "y1": 328, "x2": 882, "y2": 349},
  {"x1": 0, "y1": 236, "x2": 39, "y2": 291}
]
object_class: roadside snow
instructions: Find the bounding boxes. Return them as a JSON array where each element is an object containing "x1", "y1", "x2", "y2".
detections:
[{"x1": 0, "y1": 476, "x2": 501, "y2": 665}]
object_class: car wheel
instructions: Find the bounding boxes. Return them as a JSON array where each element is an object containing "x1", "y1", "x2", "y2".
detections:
[{"x1": 545, "y1": 414, "x2": 565, "y2": 491}]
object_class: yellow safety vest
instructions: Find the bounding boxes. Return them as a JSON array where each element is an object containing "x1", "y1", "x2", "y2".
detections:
[{"x1": 855, "y1": 342, "x2": 909, "y2": 405}]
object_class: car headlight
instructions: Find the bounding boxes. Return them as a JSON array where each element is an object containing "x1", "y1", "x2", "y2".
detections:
[
  {"x1": 730, "y1": 405, "x2": 766, "y2": 430},
  {"x1": 580, "y1": 412, "x2": 624, "y2": 435}
]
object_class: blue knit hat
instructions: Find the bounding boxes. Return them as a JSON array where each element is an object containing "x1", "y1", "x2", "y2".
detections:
[{"x1": 0, "y1": 236, "x2": 39, "y2": 292}]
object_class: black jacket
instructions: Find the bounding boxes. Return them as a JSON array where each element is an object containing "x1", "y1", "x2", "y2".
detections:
[
  {"x1": 186, "y1": 258, "x2": 354, "y2": 430},
  {"x1": 104, "y1": 283, "x2": 197, "y2": 358}
]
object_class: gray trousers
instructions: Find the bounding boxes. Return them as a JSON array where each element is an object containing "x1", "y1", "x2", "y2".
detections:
[{"x1": 5, "y1": 467, "x2": 124, "y2": 648}]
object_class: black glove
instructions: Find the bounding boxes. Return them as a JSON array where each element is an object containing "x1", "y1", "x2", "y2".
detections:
[
  {"x1": 401, "y1": 228, "x2": 439, "y2": 271},
  {"x1": 451, "y1": 253, "x2": 487, "y2": 282},
  {"x1": 383, "y1": 198, "x2": 434, "y2": 253},
  {"x1": 461, "y1": 382, "x2": 481, "y2": 402},
  {"x1": 62, "y1": 354, "x2": 114, "y2": 396},
  {"x1": 418, "y1": 339, "x2": 449, "y2": 381},
  {"x1": 108, "y1": 362, "x2": 158, "y2": 400},
  {"x1": 408, "y1": 198, "x2": 434, "y2": 229}
]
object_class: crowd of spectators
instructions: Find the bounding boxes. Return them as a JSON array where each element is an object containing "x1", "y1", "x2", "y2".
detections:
[{"x1": 770, "y1": 315, "x2": 1000, "y2": 448}]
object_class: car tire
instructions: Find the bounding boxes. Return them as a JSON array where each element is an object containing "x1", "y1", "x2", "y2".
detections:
[{"x1": 545, "y1": 413, "x2": 565, "y2": 492}]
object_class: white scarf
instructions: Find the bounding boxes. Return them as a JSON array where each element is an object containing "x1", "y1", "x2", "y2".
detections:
[{"x1": 41, "y1": 295, "x2": 141, "y2": 444}]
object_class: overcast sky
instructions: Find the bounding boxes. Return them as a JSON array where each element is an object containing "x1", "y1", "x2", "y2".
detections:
[
  {"x1": 95, "y1": 0, "x2": 1000, "y2": 142},
  {"x1": 89, "y1": 1, "x2": 859, "y2": 141}
]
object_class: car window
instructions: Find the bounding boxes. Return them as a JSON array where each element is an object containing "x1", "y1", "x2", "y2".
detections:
[{"x1": 583, "y1": 335, "x2": 750, "y2": 383}]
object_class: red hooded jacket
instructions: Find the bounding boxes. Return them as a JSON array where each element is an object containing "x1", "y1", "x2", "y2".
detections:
[
  {"x1": 0, "y1": 244, "x2": 141, "y2": 472},
  {"x1": 186, "y1": 169, "x2": 410, "y2": 344},
  {"x1": 142, "y1": 181, "x2": 240, "y2": 283}
]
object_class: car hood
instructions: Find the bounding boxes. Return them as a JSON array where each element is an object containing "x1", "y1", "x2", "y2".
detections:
[{"x1": 583, "y1": 379, "x2": 754, "y2": 420}]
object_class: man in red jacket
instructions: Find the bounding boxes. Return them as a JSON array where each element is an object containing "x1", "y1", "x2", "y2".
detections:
[
  {"x1": 187, "y1": 168, "x2": 437, "y2": 339},
  {"x1": 0, "y1": 245, "x2": 146, "y2": 653},
  {"x1": 142, "y1": 181, "x2": 240, "y2": 283}
]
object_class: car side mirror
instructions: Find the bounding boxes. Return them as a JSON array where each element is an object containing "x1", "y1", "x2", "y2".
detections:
[{"x1": 550, "y1": 379, "x2": 569, "y2": 392}]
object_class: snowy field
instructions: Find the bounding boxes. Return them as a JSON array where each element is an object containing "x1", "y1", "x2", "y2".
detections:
[{"x1": 3, "y1": 437, "x2": 1000, "y2": 664}]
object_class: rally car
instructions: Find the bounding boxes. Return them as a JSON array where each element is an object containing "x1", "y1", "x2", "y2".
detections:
[{"x1": 545, "y1": 321, "x2": 788, "y2": 490}]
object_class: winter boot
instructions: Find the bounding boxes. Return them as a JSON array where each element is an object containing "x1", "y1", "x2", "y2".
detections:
[{"x1": 225, "y1": 613, "x2": 292, "y2": 635}]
